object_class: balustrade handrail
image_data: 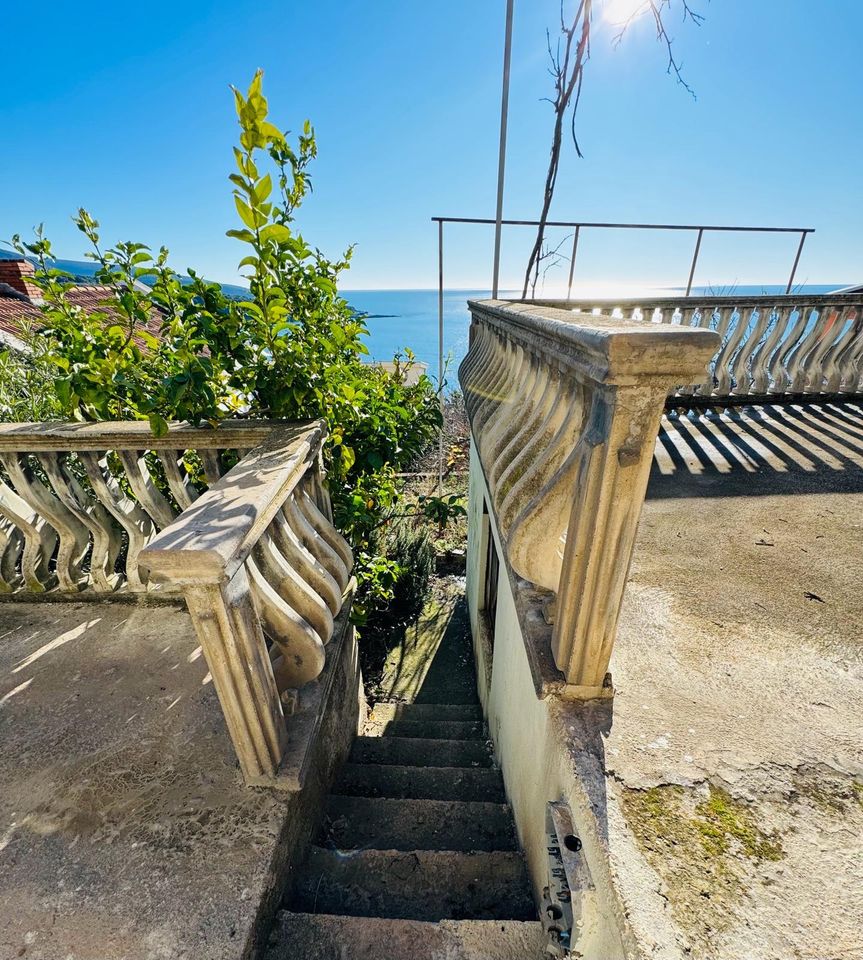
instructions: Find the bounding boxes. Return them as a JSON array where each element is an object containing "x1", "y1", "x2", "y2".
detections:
[
  {"x1": 531, "y1": 292, "x2": 863, "y2": 310},
  {"x1": 470, "y1": 299, "x2": 718, "y2": 383},
  {"x1": 139, "y1": 422, "x2": 325, "y2": 584},
  {"x1": 0, "y1": 419, "x2": 279, "y2": 452},
  {"x1": 524, "y1": 294, "x2": 863, "y2": 404},
  {"x1": 0, "y1": 417, "x2": 355, "y2": 785},
  {"x1": 461, "y1": 299, "x2": 718, "y2": 699}
]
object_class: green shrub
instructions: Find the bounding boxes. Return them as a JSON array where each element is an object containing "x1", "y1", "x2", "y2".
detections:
[{"x1": 3, "y1": 70, "x2": 443, "y2": 609}]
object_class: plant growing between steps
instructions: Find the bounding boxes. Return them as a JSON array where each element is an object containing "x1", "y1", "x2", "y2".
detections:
[{"x1": 3, "y1": 70, "x2": 456, "y2": 614}]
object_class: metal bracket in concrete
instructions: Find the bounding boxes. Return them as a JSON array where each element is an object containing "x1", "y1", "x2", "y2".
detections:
[{"x1": 542, "y1": 800, "x2": 596, "y2": 957}]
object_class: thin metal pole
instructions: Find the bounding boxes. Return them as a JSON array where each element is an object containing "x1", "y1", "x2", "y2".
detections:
[
  {"x1": 491, "y1": 0, "x2": 514, "y2": 300},
  {"x1": 785, "y1": 230, "x2": 807, "y2": 294},
  {"x1": 685, "y1": 228, "x2": 704, "y2": 297},
  {"x1": 566, "y1": 225, "x2": 581, "y2": 299},
  {"x1": 437, "y1": 219, "x2": 445, "y2": 495}
]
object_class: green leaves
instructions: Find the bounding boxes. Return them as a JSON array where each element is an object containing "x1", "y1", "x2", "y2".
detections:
[
  {"x1": 4, "y1": 67, "x2": 443, "y2": 622},
  {"x1": 148, "y1": 412, "x2": 169, "y2": 438}
]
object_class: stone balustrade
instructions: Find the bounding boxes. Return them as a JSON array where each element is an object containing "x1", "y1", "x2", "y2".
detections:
[
  {"x1": 140, "y1": 421, "x2": 353, "y2": 784},
  {"x1": 460, "y1": 300, "x2": 718, "y2": 698},
  {"x1": 530, "y1": 293, "x2": 863, "y2": 403},
  {"x1": 0, "y1": 418, "x2": 354, "y2": 784},
  {"x1": 0, "y1": 419, "x2": 277, "y2": 594}
]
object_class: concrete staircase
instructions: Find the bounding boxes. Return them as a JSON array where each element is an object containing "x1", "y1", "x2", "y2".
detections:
[{"x1": 265, "y1": 603, "x2": 543, "y2": 959}]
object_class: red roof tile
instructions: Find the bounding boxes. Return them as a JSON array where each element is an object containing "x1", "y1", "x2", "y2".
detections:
[{"x1": 0, "y1": 285, "x2": 165, "y2": 350}]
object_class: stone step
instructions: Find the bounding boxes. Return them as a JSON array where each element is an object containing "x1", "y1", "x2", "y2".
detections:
[
  {"x1": 265, "y1": 913, "x2": 545, "y2": 960},
  {"x1": 381, "y1": 702, "x2": 484, "y2": 722},
  {"x1": 289, "y1": 847, "x2": 536, "y2": 921},
  {"x1": 350, "y1": 736, "x2": 493, "y2": 768},
  {"x1": 335, "y1": 763, "x2": 507, "y2": 802},
  {"x1": 381, "y1": 719, "x2": 485, "y2": 740},
  {"x1": 320, "y1": 796, "x2": 518, "y2": 852}
]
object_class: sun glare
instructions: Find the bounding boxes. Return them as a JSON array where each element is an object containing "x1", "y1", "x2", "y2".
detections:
[{"x1": 602, "y1": 0, "x2": 651, "y2": 26}]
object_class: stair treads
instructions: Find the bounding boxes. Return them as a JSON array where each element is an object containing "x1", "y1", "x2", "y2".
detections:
[
  {"x1": 383, "y1": 702, "x2": 484, "y2": 722},
  {"x1": 349, "y1": 736, "x2": 492, "y2": 768},
  {"x1": 334, "y1": 763, "x2": 506, "y2": 802},
  {"x1": 264, "y1": 912, "x2": 545, "y2": 960},
  {"x1": 320, "y1": 796, "x2": 517, "y2": 852},
  {"x1": 380, "y1": 719, "x2": 485, "y2": 740},
  {"x1": 290, "y1": 848, "x2": 536, "y2": 921}
]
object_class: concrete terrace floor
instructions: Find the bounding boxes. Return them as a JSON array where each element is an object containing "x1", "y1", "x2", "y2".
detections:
[
  {"x1": 0, "y1": 601, "x2": 295, "y2": 960},
  {"x1": 603, "y1": 402, "x2": 863, "y2": 960}
]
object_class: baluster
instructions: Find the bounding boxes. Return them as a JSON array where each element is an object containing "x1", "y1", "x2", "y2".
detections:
[
  {"x1": 786, "y1": 304, "x2": 833, "y2": 393},
  {"x1": 306, "y1": 467, "x2": 335, "y2": 525},
  {"x1": 473, "y1": 333, "x2": 514, "y2": 438},
  {"x1": 713, "y1": 305, "x2": 754, "y2": 395},
  {"x1": 488, "y1": 351, "x2": 549, "y2": 494},
  {"x1": 496, "y1": 365, "x2": 573, "y2": 528},
  {"x1": 0, "y1": 516, "x2": 24, "y2": 592},
  {"x1": 280, "y1": 494, "x2": 347, "y2": 606},
  {"x1": 730, "y1": 304, "x2": 774, "y2": 396},
  {"x1": 750, "y1": 306, "x2": 792, "y2": 394},
  {"x1": 826, "y1": 307, "x2": 863, "y2": 392},
  {"x1": 463, "y1": 326, "x2": 501, "y2": 423},
  {"x1": 246, "y1": 555, "x2": 326, "y2": 693},
  {"x1": 117, "y1": 450, "x2": 177, "y2": 530},
  {"x1": 799, "y1": 305, "x2": 851, "y2": 394},
  {"x1": 200, "y1": 449, "x2": 224, "y2": 488},
  {"x1": 295, "y1": 483, "x2": 353, "y2": 587},
  {"x1": 768, "y1": 304, "x2": 810, "y2": 394},
  {"x1": 79, "y1": 452, "x2": 155, "y2": 590},
  {"x1": 837, "y1": 313, "x2": 863, "y2": 394},
  {"x1": 1, "y1": 453, "x2": 89, "y2": 591},
  {"x1": 253, "y1": 528, "x2": 333, "y2": 643},
  {"x1": 158, "y1": 450, "x2": 199, "y2": 511},
  {"x1": 0, "y1": 477, "x2": 57, "y2": 591},
  {"x1": 499, "y1": 377, "x2": 589, "y2": 542},
  {"x1": 460, "y1": 325, "x2": 492, "y2": 419},
  {"x1": 37, "y1": 453, "x2": 122, "y2": 592},
  {"x1": 481, "y1": 343, "x2": 532, "y2": 465}
]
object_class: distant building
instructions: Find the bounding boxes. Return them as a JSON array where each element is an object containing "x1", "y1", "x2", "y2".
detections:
[{"x1": 0, "y1": 252, "x2": 160, "y2": 351}]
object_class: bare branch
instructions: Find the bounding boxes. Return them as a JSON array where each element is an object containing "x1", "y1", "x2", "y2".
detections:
[{"x1": 521, "y1": 0, "x2": 704, "y2": 299}]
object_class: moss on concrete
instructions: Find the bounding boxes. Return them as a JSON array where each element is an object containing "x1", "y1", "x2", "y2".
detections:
[
  {"x1": 620, "y1": 783, "x2": 784, "y2": 953},
  {"x1": 693, "y1": 786, "x2": 783, "y2": 862}
]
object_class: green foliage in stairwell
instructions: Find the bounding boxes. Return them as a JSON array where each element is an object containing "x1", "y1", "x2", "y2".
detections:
[{"x1": 2, "y1": 70, "x2": 444, "y2": 609}]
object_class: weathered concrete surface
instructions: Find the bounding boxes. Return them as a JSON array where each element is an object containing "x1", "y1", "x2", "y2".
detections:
[
  {"x1": 0, "y1": 599, "x2": 362, "y2": 960},
  {"x1": 466, "y1": 404, "x2": 863, "y2": 960},
  {"x1": 603, "y1": 405, "x2": 863, "y2": 959}
]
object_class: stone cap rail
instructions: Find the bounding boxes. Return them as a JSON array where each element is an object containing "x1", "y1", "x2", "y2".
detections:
[
  {"x1": 469, "y1": 299, "x2": 718, "y2": 386},
  {"x1": 461, "y1": 300, "x2": 718, "y2": 698},
  {"x1": 140, "y1": 422, "x2": 325, "y2": 585}
]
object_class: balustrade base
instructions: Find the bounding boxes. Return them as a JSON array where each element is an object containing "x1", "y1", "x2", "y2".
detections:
[
  {"x1": 247, "y1": 581, "x2": 360, "y2": 792},
  {"x1": 559, "y1": 674, "x2": 615, "y2": 702}
]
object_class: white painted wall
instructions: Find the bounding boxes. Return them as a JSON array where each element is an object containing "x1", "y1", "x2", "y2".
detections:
[{"x1": 466, "y1": 438, "x2": 628, "y2": 959}]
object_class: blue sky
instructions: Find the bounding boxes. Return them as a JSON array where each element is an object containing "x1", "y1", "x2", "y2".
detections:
[{"x1": 1, "y1": 1, "x2": 860, "y2": 291}]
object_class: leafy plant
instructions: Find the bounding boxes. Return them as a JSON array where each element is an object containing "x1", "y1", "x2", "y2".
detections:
[{"x1": 3, "y1": 70, "x2": 444, "y2": 609}]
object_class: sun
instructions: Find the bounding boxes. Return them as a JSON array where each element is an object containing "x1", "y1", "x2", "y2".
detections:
[{"x1": 602, "y1": 0, "x2": 651, "y2": 26}]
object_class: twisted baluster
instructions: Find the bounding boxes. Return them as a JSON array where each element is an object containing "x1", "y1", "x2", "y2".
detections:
[
  {"x1": 79, "y1": 452, "x2": 155, "y2": 590},
  {"x1": 1, "y1": 453, "x2": 90, "y2": 591},
  {"x1": 37, "y1": 453, "x2": 122, "y2": 592}
]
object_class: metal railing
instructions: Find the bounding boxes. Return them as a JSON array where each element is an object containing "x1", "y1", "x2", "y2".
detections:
[{"x1": 431, "y1": 215, "x2": 815, "y2": 487}]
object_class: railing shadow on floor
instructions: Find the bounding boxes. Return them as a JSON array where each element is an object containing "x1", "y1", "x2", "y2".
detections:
[{"x1": 648, "y1": 402, "x2": 863, "y2": 499}]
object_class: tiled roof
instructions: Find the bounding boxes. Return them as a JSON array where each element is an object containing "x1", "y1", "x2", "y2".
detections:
[{"x1": 0, "y1": 285, "x2": 165, "y2": 350}]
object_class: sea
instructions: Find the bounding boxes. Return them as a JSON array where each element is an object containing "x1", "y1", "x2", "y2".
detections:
[{"x1": 46, "y1": 259, "x2": 847, "y2": 393}]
